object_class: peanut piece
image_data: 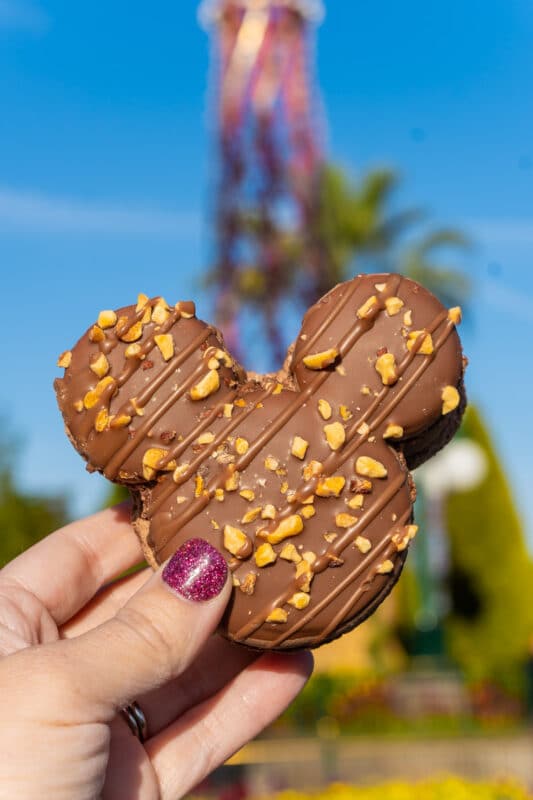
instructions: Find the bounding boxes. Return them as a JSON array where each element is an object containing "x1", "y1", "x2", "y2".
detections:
[
  {"x1": 190, "y1": 370, "x2": 220, "y2": 400},
  {"x1": 264, "y1": 514, "x2": 303, "y2": 544},
  {"x1": 347, "y1": 494, "x2": 364, "y2": 509},
  {"x1": 265, "y1": 456, "x2": 279, "y2": 471},
  {"x1": 94, "y1": 409, "x2": 109, "y2": 432},
  {"x1": 142, "y1": 448, "x2": 175, "y2": 480},
  {"x1": 255, "y1": 543, "x2": 277, "y2": 567},
  {"x1": 291, "y1": 436, "x2": 309, "y2": 460},
  {"x1": 355, "y1": 456, "x2": 388, "y2": 478},
  {"x1": 120, "y1": 320, "x2": 144, "y2": 343},
  {"x1": 375, "y1": 352, "x2": 398, "y2": 385},
  {"x1": 288, "y1": 592, "x2": 310, "y2": 610},
  {"x1": 154, "y1": 334, "x2": 174, "y2": 361},
  {"x1": 299, "y1": 505, "x2": 316, "y2": 520},
  {"x1": 336, "y1": 513, "x2": 358, "y2": 528},
  {"x1": 377, "y1": 559, "x2": 394, "y2": 574},
  {"x1": 355, "y1": 536, "x2": 372, "y2": 554},
  {"x1": 239, "y1": 573, "x2": 257, "y2": 595},
  {"x1": 324, "y1": 422, "x2": 346, "y2": 451},
  {"x1": 448, "y1": 306, "x2": 462, "y2": 325},
  {"x1": 266, "y1": 608, "x2": 288, "y2": 623},
  {"x1": 303, "y1": 348, "x2": 339, "y2": 370},
  {"x1": 318, "y1": 399, "x2": 332, "y2": 420},
  {"x1": 280, "y1": 543, "x2": 301, "y2": 563},
  {"x1": 225, "y1": 470, "x2": 240, "y2": 491},
  {"x1": 442, "y1": 385, "x2": 460, "y2": 415},
  {"x1": 241, "y1": 506, "x2": 262, "y2": 524},
  {"x1": 385, "y1": 296, "x2": 404, "y2": 316},
  {"x1": 197, "y1": 432, "x2": 215, "y2": 445},
  {"x1": 383, "y1": 423, "x2": 404, "y2": 439},
  {"x1": 97, "y1": 310, "x2": 117, "y2": 329},
  {"x1": 316, "y1": 475, "x2": 346, "y2": 497},
  {"x1": 223, "y1": 525, "x2": 250, "y2": 558},
  {"x1": 57, "y1": 350, "x2": 72, "y2": 368},
  {"x1": 89, "y1": 325, "x2": 105, "y2": 343},
  {"x1": 407, "y1": 330, "x2": 434, "y2": 355},
  {"x1": 303, "y1": 460, "x2": 322, "y2": 481},
  {"x1": 235, "y1": 437, "x2": 249, "y2": 455},
  {"x1": 239, "y1": 489, "x2": 255, "y2": 502},
  {"x1": 89, "y1": 352, "x2": 109, "y2": 379},
  {"x1": 357, "y1": 295, "x2": 379, "y2": 319},
  {"x1": 261, "y1": 504, "x2": 277, "y2": 520}
]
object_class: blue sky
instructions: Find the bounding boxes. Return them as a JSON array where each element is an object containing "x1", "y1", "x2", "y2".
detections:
[{"x1": 1, "y1": 0, "x2": 532, "y2": 544}]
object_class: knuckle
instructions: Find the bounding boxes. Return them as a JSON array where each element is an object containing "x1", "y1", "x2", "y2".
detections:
[{"x1": 113, "y1": 604, "x2": 179, "y2": 686}]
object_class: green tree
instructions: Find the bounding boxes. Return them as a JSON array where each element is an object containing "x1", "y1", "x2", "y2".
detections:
[
  {"x1": 445, "y1": 406, "x2": 533, "y2": 690},
  {"x1": 0, "y1": 469, "x2": 68, "y2": 567}
]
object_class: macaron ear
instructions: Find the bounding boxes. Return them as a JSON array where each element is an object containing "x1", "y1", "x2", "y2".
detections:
[
  {"x1": 55, "y1": 296, "x2": 241, "y2": 483},
  {"x1": 290, "y1": 273, "x2": 465, "y2": 470}
]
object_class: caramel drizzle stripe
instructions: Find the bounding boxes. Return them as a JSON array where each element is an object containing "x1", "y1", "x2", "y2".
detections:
[
  {"x1": 151, "y1": 382, "x2": 279, "y2": 538},
  {"x1": 103, "y1": 327, "x2": 215, "y2": 479},
  {"x1": 233, "y1": 470, "x2": 407, "y2": 643},
  {"x1": 313, "y1": 508, "x2": 412, "y2": 644},
  {"x1": 147, "y1": 385, "x2": 271, "y2": 519},
  {"x1": 152, "y1": 279, "x2": 400, "y2": 554},
  {"x1": 292, "y1": 278, "x2": 361, "y2": 364}
]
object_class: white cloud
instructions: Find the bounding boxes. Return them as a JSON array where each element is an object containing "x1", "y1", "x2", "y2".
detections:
[
  {"x1": 467, "y1": 218, "x2": 533, "y2": 246},
  {"x1": 0, "y1": 0, "x2": 48, "y2": 32},
  {"x1": 0, "y1": 185, "x2": 201, "y2": 237}
]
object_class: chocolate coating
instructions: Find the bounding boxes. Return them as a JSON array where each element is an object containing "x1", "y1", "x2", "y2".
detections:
[{"x1": 55, "y1": 274, "x2": 466, "y2": 650}]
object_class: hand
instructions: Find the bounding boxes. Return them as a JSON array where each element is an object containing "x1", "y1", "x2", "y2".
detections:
[{"x1": 0, "y1": 503, "x2": 312, "y2": 799}]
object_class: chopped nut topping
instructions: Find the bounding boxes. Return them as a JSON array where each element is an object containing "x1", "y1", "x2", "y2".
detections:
[
  {"x1": 347, "y1": 494, "x2": 364, "y2": 509},
  {"x1": 255, "y1": 542, "x2": 277, "y2": 567},
  {"x1": 232, "y1": 575, "x2": 241, "y2": 588},
  {"x1": 196, "y1": 431, "x2": 214, "y2": 445},
  {"x1": 336, "y1": 512, "x2": 358, "y2": 528},
  {"x1": 448, "y1": 306, "x2": 462, "y2": 325},
  {"x1": 73, "y1": 399, "x2": 84, "y2": 413},
  {"x1": 89, "y1": 325, "x2": 105, "y2": 343},
  {"x1": 291, "y1": 436, "x2": 309, "y2": 460},
  {"x1": 190, "y1": 370, "x2": 220, "y2": 401},
  {"x1": 235, "y1": 437, "x2": 249, "y2": 455},
  {"x1": 130, "y1": 397, "x2": 144, "y2": 416},
  {"x1": 316, "y1": 475, "x2": 346, "y2": 497},
  {"x1": 280, "y1": 481, "x2": 289, "y2": 494},
  {"x1": 224, "y1": 470, "x2": 240, "y2": 491},
  {"x1": 303, "y1": 551, "x2": 317, "y2": 565},
  {"x1": 120, "y1": 320, "x2": 144, "y2": 343},
  {"x1": 442, "y1": 385, "x2": 460, "y2": 415},
  {"x1": 407, "y1": 330, "x2": 434, "y2": 355},
  {"x1": 318, "y1": 399, "x2": 332, "y2": 420},
  {"x1": 97, "y1": 310, "x2": 117, "y2": 329},
  {"x1": 234, "y1": 398, "x2": 246, "y2": 407},
  {"x1": 385, "y1": 296, "x2": 404, "y2": 316},
  {"x1": 288, "y1": 592, "x2": 310, "y2": 610},
  {"x1": 377, "y1": 559, "x2": 394, "y2": 574},
  {"x1": 194, "y1": 476, "x2": 204, "y2": 497},
  {"x1": 207, "y1": 357, "x2": 220, "y2": 370},
  {"x1": 210, "y1": 519, "x2": 220, "y2": 530},
  {"x1": 136, "y1": 293, "x2": 150, "y2": 312},
  {"x1": 83, "y1": 376, "x2": 116, "y2": 409},
  {"x1": 392, "y1": 524, "x2": 419, "y2": 552},
  {"x1": 361, "y1": 385, "x2": 371, "y2": 396},
  {"x1": 94, "y1": 409, "x2": 109, "y2": 432},
  {"x1": 125, "y1": 343, "x2": 142, "y2": 358},
  {"x1": 265, "y1": 456, "x2": 279, "y2": 471},
  {"x1": 303, "y1": 348, "x2": 339, "y2": 370},
  {"x1": 57, "y1": 350, "x2": 72, "y2": 368},
  {"x1": 89, "y1": 352, "x2": 110, "y2": 379},
  {"x1": 143, "y1": 448, "x2": 175, "y2": 480},
  {"x1": 375, "y1": 352, "x2": 399, "y2": 385},
  {"x1": 272, "y1": 382, "x2": 283, "y2": 395},
  {"x1": 383, "y1": 423, "x2": 404, "y2": 439},
  {"x1": 280, "y1": 543, "x2": 301, "y2": 563},
  {"x1": 301, "y1": 495, "x2": 314, "y2": 505},
  {"x1": 239, "y1": 573, "x2": 257, "y2": 595},
  {"x1": 263, "y1": 514, "x2": 303, "y2": 544},
  {"x1": 261, "y1": 504, "x2": 277, "y2": 520},
  {"x1": 355, "y1": 536, "x2": 372, "y2": 554},
  {"x1": 223, "y1": 525, "x2": 250, "y2": 558},
  {"x1": 324, "y1": 422, "x2": 346, "y2": 451},
  {"x1": 172, "y1": 462, "x2": 190, "y2": 482},
  {"x1": 214, "y1": 488, "x2": 225, "y2": 501},
  {"x1": 241, "y1": 506, "x2": 262, "y2": 524},
  {"x1": 403, "y1": 310, "x2": 413, "y2": 326},
  {"x1": 324, "y1": 532, "x2": 338, "y2": 543},
  {"x1": 350, "y1": 476, "x2": 373, "y2": 493},
  {"x1": 266, "y1": 608, "x2": 288, "y2": 623},
  {"x1": 303, "y1": 460, "x2": 322, "y2": 481},
  {"x1": 152, "y1": 301, "x2": 170, "y2": 325},
  {"x1": 299, "y1": 505, "x2": 316, "y2": 519},
  {"x1": 357, "y1": 295, "x2": 379, "y2": 319},
  {"x1": 374, "y1": 282, "x2": 386, "y2": 292},
  {"x1": 340, "y1": 405, "x2": 352, "y2": 421},
  {"x1": 355, "y1": 456, "x2": 388, "y2": 478},
  {"x1": 357, "y1": 422, "x2": 370, "y2": 436},
  {"x1": 336, "y1": 364, "x2": 347, "y2": 376},
  {"x1": 154, "y1": 334, "x2": 174, "y2": 361},
  {"x1": 223, "y1": 403, "x2": 234, "y2": 418},
  {"x1": 109, "y1": 413, "x2": 131, "y2": 429},
  {"x1": 239, "y1": 488, "x2": 255, "y2": 502}
]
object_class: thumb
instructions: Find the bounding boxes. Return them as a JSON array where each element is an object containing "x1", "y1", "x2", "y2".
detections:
[{"x1": 60, "y1": 538, "x2": 231, "y2": 712}]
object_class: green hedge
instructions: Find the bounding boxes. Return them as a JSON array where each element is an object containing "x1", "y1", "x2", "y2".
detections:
[{"x1": 268, "y1": 777, "x2": 531, "y2": 800}]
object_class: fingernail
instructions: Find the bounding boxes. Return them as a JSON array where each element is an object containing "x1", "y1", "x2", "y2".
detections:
[{"x1": 162, "y1": 538, "x2": 227, "y2": 601}]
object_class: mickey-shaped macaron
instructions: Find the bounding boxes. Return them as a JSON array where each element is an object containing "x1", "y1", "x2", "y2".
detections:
[{"x1": 55, "y1": 273, "x2": 466, "y2": 650}]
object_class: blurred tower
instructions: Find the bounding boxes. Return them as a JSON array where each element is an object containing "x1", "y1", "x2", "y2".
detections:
[{"x1": 200, "y1": 0, "x2": 324, "y2": 365}]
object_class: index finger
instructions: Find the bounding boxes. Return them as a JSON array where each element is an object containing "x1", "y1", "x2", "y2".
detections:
[{"x1": 0, "y1": 502, "x2": 144, "y2": 625}]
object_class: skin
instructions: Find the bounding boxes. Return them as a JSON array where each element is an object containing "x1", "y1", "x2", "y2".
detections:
[{"x1": 0, "y1": 502, "x2": 312, "y2": 799}]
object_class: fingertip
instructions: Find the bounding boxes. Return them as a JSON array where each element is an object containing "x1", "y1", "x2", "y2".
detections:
[{"x1": 255, "y1": 648, "x2": 314, "y2": 683}]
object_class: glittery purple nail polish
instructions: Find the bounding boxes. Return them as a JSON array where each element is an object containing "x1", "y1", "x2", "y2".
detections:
[{"x1": 162, "y1": 538, "x2": 228, "y2": 601}]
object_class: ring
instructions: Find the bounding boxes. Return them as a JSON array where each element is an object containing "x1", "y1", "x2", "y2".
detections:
[{"x1": 121, "y1": 701, "x2": 148, "y2": 743}]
